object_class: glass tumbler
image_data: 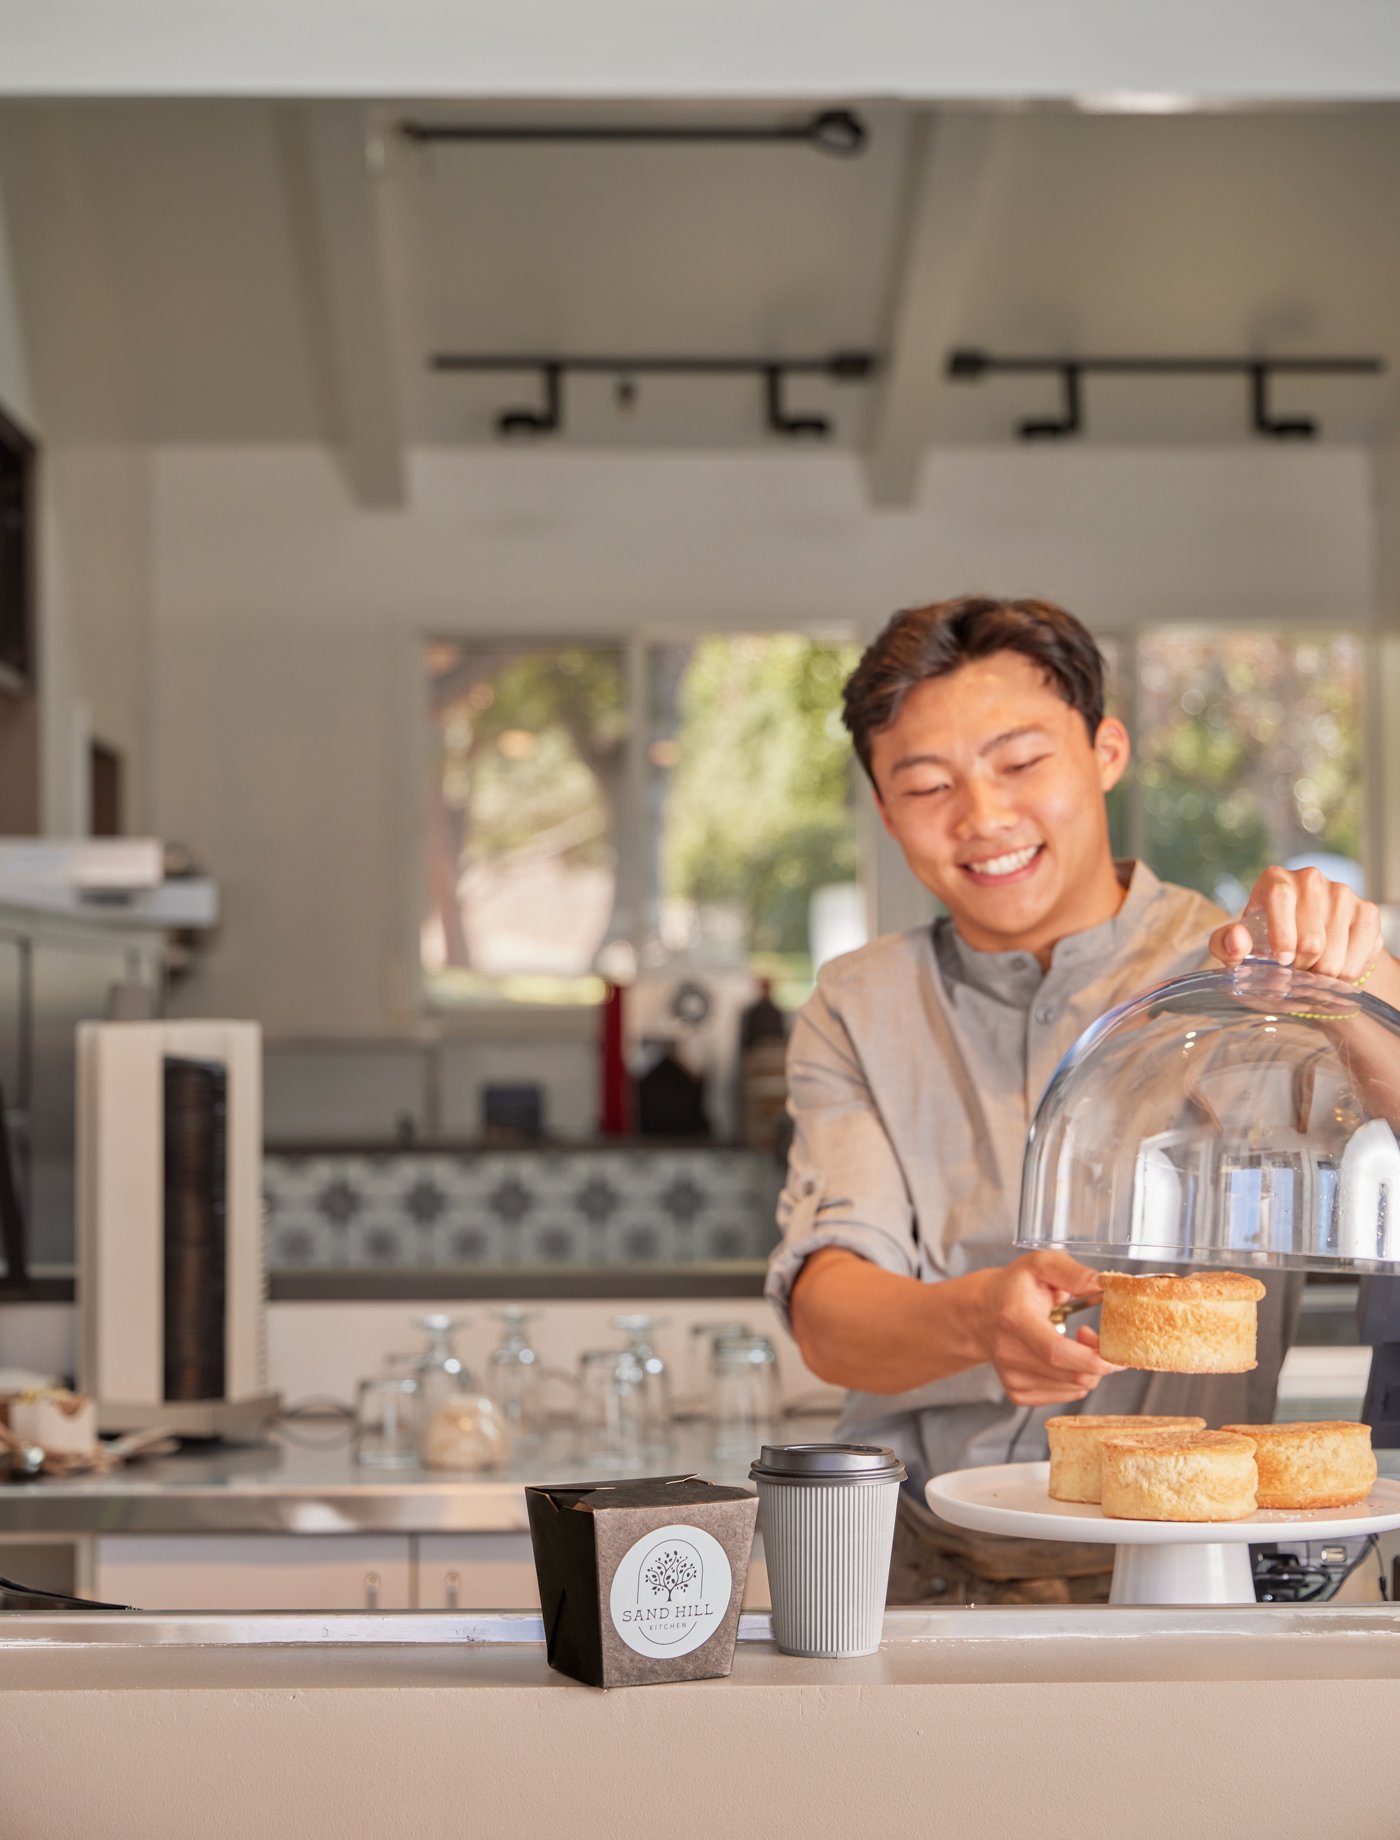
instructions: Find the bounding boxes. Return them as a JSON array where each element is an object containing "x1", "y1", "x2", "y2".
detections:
[
  {"x1": 487, "y1": 1309, "x2": 541, "y2": 1440},
  {"x1": 680, "y1": 1321, "x2": 751, "y2": 1418},
  {"x1": 355, "y1": 1376, "x2": 420, "y2": 1469},
  {"x1": 710, "y1": 1333, "x2": 783, "y2": 1461},
  {"x1": 576, "y1": 1348, "x2": 649, "y2": 1466},
  {"x1": 611, "y1": 1313, "x2": 672, "y2": 1456}
]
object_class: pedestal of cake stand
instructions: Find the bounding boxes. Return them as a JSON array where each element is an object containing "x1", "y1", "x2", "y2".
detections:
[
  {"x1": 1106, "y1": 1539, "x2": 1255, "y2": 1605},
  {"x1": 925, "y1": 1461, "x2": 1400, "y2": 1608}
]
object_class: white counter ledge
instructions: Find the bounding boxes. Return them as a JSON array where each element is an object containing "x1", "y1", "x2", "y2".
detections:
[{"x1": 3, "y1": 1607, "x2": 1399, "y2": 1840}]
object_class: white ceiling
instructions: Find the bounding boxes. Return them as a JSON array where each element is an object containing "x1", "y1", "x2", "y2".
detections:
[{"x1": 2, "y1": 98, "x2": 1398, "y2": 479}]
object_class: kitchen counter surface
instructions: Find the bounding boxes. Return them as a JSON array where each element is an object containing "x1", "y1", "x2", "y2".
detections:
[
  {"x1": 0, "y1": 1418, "x2": 817, "y2": 1534},
  {"x1": 2, "y1": 1415, "x2": 1394, "y2": 1536},
  {"x1": 4, "y1": 1607, "x2": 1400, "y2": 1840}
]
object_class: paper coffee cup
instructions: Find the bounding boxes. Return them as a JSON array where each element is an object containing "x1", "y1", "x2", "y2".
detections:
[{"x1": 750, "y1": 1443, "x2": 905, "y2": 1658}]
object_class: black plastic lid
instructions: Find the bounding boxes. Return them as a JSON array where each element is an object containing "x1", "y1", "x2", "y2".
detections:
[{"x1": 749, "y1": 1442, "x2": 906, "y2": 1486}]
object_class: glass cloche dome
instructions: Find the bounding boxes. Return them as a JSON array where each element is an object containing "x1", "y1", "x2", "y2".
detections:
[{"x1": 1017, "y1": 955, "x2": 1400, "y2": 1273}]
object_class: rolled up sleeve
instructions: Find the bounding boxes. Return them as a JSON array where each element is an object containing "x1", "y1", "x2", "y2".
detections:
[{"x1": 764, "y1": 978, "x2": 919, "y2": 1334}]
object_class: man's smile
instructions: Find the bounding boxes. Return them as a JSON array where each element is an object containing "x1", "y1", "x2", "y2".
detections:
[{"x1": 958, "y1": 842, "x2": 1045, "y2": 886}]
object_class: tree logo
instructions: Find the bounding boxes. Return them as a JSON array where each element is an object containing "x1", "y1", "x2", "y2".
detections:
[
  {"x1": 609, "y1": 1524, "x2": 733, "y2": 1659},
  {"x1": 644, "y1": 1547, "x2": 699, "y2": 1602}
]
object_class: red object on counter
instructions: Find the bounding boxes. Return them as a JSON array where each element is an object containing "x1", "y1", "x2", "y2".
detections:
[{"x1": 598, "y1": 981, "x2": 631, "y2": 1136}]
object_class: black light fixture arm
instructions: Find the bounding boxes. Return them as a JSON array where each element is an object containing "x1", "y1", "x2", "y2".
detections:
[
  {"x1": 1249, "y1": 363, "x2": 1315, "y2": 440},
  {"x1": 947, "y1": 348, "x2": 1384, "y2": 441},
  {"x1": 497, "y1": 362, "x2": 564, "y2": 438},
  {"x1": 1020, "y1": 363, "x2": 1082, "y2": 440},
  {"x1": 764, "y1": 366, "x2": 829, "y2": 439}
]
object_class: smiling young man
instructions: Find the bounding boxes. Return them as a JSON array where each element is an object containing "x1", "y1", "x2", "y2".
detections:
[{"x1": 766, "y1": 595, "x2": 1395, "y2": 1605}]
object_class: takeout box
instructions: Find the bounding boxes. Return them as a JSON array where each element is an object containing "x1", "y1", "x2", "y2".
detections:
[{"x1": 525, "y1": 1473, "x2": 757, "y2": 1689}]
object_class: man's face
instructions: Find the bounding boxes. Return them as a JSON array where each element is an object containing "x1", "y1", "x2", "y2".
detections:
[{"x1": 868, "y1": 651, "x2": 1129, "y2": 958}]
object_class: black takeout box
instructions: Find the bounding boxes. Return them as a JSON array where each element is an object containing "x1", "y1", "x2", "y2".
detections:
[{"x1": 525, "y1": 1473, "x2": 758, "y2": 1688}]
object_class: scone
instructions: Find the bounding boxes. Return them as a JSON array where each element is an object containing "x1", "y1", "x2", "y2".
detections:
[
  {"x1": 1097, "y1": 1271, "x2": 1266, "y2": 1373},
  {"x1": 1100, "y1": 1429, "x2": 1259, "y2": 1522},
  {"x1": 1221, "y1": 1421, "x2": 1378, "y2": 1510},
  {"x1": 1046, "y1": 1415, "x2": 1206, "y2": 1504}
]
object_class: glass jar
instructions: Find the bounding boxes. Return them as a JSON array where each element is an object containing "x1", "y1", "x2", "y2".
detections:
[{"x1": 410, "y1": 1313, "x2": 509, "y2": 1471}]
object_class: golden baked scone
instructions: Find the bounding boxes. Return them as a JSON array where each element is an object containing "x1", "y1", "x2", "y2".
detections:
[
  {"x1": 1220, "y1": 1421, "x2": 1378, "y2": 1510},
  {"x1": 1100, "y1": 1429, "x2": 1258, "y2": 1522},
  {"x1": 1097, "y1": 1271, "x2": 1266, "y2": 1373},
  {"x1": 1046, "y1": 1415, "x2": 1206, "y2": 1504}
]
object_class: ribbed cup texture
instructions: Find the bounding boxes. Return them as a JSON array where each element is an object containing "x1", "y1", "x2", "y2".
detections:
[{"x1": 757, "y1": 1478, "x2": 899, "y2": 1658}]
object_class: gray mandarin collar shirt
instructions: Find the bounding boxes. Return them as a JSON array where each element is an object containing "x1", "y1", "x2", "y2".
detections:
[{"x1": 765, "y1": 861, "x2": 1299, "y2": 1493}]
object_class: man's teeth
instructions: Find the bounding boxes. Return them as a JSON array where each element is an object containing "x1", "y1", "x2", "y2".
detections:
[{"x1": 969, "y1": 845, "x2": 1040, "y2": 878}]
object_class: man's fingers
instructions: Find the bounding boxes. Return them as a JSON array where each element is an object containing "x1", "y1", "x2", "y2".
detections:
[
  {"x1": 1073, "y1": 1325, "x2": 1115, "y2": 1358},
  {"x1": 1002, "y1": 1378, "x2": 1101, "y2": 1407},
  {"x1": 1006, "y1": 1315, "x2": 1116, "y2": 1379},
  {"x1": 1254, "y1": 875, "x2": 1299, "y2": 965},
  {"x1": 1024, "y1": 1249, "x2": 1102, "y2": 1298},
  {"x1": 1209, "y1": 920, "x2": 1254, "y2": 966},
  {"x1": 1340, "y1": 907, "x2": 1382, "y2": 985}
]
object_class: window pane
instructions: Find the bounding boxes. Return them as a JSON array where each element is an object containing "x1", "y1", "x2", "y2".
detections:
[
  {"x1": 646, "y1": 635, "x2": 863, "y2": 1007},
  {"x1": 1134, "y1": 633, "x2": 1364, "y2": 908},
  {"x1": 423, "y1": 643, "x2": 627, "y2": 1004}
]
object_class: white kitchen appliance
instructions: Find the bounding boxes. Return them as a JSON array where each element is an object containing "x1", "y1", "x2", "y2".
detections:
[{"x1": 77, "y1": 1020, "x2": 277, "y2": 1440}]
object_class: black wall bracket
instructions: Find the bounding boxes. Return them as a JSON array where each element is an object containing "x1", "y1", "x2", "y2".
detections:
[
  {"x1": 429, "y1": 350, "x2": 877, "y2": 441},
  {"x1": 946, "y1": 348, "x2": 1384, "y2": 441}
]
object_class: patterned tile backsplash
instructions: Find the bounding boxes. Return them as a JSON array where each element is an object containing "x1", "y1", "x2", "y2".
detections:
[{"x1": 264, "y1": 1148, "x2": 784, "y2": 1269}]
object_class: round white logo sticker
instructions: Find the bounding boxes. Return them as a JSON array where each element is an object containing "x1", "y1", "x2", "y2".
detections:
[{"x1": 608, "y1": 1522, "x2": 733, "y2": 1659}]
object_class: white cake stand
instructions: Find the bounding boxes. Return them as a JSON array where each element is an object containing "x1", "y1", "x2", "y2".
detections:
[{"x1": 926, "y1": 1461, "x2": 1400, "y2": 1605}]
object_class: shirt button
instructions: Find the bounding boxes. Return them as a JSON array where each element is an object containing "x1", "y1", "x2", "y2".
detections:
[{"x1": 1035, "y1": 1005, "x2": 1056, "y2": 1025}]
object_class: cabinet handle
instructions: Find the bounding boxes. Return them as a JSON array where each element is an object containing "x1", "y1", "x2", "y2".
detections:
[
  {"x1": 364, "y1": 1571, "x2": 381, "y2": 1611},
  {"x1": 445, "y1": 1570, "x2": 460, "y2": 1611}
]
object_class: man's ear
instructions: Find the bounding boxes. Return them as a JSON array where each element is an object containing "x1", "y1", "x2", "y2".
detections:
[
  {"x1": 875, "y1": 791, "x2": 898, "y2": 839},
  {"x1": 1094, "y1": 716, "x2": 1131, "y2": 792}
]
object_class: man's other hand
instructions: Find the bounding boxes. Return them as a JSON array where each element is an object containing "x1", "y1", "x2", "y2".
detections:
[
  {"x1": 973, "y1": 1250, "x2": 1120, "y2": 1407},
  {"x1": 1210, "y1": 865, "x2": 1386, "y2": 985}
]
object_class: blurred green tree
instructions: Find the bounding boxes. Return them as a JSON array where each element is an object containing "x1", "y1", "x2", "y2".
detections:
[
  {"x1": 656, "y1": 636, "x2": 861, "y2": 975},
  {"x1": 1127, "y1": 635, "x2": 1362, "y2": 902}
]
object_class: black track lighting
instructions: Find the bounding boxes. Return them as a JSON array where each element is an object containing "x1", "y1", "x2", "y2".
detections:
[
  {"x1": 430, "y1": 350, "x2": 877, "y2": 442},
  {"x1": 947, "y1": 348, "x2": 1384, "y2": 440}
]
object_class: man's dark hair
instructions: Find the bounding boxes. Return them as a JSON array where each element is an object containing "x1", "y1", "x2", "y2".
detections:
[{"x1": 842, "y1": 594, "x2": 1107, "y2": 784}]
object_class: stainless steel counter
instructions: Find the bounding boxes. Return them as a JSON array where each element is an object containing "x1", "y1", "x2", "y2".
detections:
[{"x1": 0, "y1": 1418, "x2": 809, "y2": 1535}]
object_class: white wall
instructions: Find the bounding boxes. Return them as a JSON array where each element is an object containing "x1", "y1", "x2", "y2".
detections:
[
  {"x1": 148, "y1": 439, "x2": 1373, "y2": 1036},
  {"x1": 5, "y1": 0, "x2": 1400, "y2": 102}
]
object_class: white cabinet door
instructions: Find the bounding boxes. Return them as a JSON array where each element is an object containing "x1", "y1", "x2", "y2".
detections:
[
  {"x1": 94, "y1": 1535, "x2": 413, "y2": 1611},
  {"x1": 417, "y1": 1533, "x2": 540, "y2": 1611}
]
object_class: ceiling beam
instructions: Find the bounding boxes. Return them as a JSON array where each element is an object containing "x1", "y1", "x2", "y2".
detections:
[
  {"x1": 862, "y1": 111, "x2": 1004, "y2": 509},
  {"x1": 295, "y1": 103, "x2": 405, "y2": 508}
]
